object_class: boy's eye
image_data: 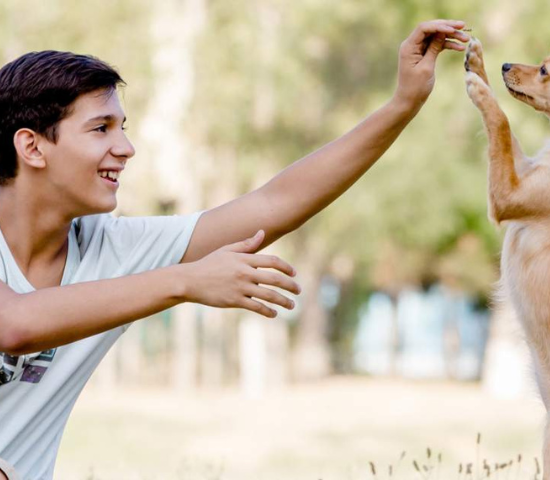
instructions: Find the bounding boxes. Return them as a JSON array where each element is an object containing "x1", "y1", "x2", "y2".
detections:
[
  {"x1": 541, "y1": 65, "x2": 548, "y2": 76},
  {"x1": 94, "y1": 124, "x2": 127, "y2": 132}
]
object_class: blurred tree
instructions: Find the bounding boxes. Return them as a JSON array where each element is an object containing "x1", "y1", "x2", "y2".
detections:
[
  {"x1": 7, "y1": 0, "x2": 550, "y2": 382},
  {"x1": 186, "y1": 0, "x2": 550, "y2": 378}
]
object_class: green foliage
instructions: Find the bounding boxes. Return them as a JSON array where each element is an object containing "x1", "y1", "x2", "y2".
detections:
[
  {"x1": 185, "y1": 0, "x2": 550, "y2": 359},
  {"x1": 0, "y1": 1, "x2": 155, "y2": 122},
  {"x1": 4, "y1": 0, "x2": 548, "y2": 295},
  {"x1": 6, "y1": 0, "x2": 550, "y2": 348},
  {"x1": 189, "y1": 0, "x2": 523, "y2": 298}
]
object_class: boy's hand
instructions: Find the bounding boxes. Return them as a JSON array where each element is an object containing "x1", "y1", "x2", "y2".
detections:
[
  {"x1": 394, "y1": 19, "x2": 470, "y2": 109},
  {"x1": 181, "y1": 230, "x2": 301, "y2": 318}
]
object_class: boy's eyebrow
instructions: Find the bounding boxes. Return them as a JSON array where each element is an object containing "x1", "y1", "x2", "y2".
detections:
[{"x1": 84, "y1": 114, "x2": 127, "y2": 125}]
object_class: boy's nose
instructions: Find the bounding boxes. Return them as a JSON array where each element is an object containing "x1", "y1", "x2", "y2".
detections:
[
  {"x1": 113, "y1": 136, "x2": 136, "y2": 160},
  {"x1": 502, "y1": 63, "x2": 512, "y2": 73}
]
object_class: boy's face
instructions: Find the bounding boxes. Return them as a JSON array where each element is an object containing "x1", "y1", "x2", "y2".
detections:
[{"x1": 41, "y1": 88, "x2": 135, "y2": 217}]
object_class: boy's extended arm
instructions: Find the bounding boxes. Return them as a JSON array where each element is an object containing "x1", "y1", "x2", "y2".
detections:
[
  {"x1": 182, "y1": 20, "x2": 469, "y2": 263},
  {"x1": 0, "y1": 266, "x2": 183, "y2": 355},
  {"x1": 0, "y1": 231, "x2": 300, "y2": 355}
]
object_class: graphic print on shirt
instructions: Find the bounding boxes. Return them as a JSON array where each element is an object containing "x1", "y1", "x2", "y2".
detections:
[{"x1": 0, "y1": 349, "x2": 57, "y2": 386}]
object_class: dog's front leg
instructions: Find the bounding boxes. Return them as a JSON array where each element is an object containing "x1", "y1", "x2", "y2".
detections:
[
  {"x1": 465, "y1": 40, "x2": 528, "y2": 174},
  {"x1": 464, "y1": 39, "x2": 528, "y2": 172},
  {"x1": 465, "y1": 70, "x2": 521, "y2": 222},
  {"x1": 464, "y1": 39, "x2": 527, "y2": 223}
]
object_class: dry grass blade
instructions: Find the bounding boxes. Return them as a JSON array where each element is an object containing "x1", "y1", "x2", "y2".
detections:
[
  {"x1": 358, "y1": 439, "x2": 541, "y2": 480},
  {"x1": 369, "y1": 461, "x2": 377, "y2": 478}
]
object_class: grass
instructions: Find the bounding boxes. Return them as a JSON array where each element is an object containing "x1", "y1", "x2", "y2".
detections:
[
  {"x1": 56, "y1": 378, "x2": 544, "y2": 480},
  {"x1": 360, "y1": 435, "x2": 542, "y2": 480},
  {"x1": 80, "y1": 445, "x2": 544, "y2": 480}
]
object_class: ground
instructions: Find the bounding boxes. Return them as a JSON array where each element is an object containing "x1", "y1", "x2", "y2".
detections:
[{"x1": 56, "y1": 377, "x2": 544, "y2": 480}]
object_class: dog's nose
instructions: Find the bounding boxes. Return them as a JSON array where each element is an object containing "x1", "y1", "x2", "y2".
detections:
[{"x1": 502, "y1": 63, "x2": 512, "y2": 73}]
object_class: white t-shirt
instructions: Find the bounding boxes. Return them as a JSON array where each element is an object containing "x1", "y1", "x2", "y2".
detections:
[{"x1": 0, "y1": 212, "x2": 202, "y2": 480}]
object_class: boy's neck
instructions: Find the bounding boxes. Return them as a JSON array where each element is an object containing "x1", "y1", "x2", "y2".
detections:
[{"x1": 0, "y1": 183, "x2": 72, "y2": 275}]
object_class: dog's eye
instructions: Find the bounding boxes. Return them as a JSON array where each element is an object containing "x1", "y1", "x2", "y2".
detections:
[{"x1": 541, "y1": 65, "x2": 548, "y2": 76}]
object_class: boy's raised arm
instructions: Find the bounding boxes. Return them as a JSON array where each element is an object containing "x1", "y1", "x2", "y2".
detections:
[
  {"x1": 0, "y1": 20, "x2": 468, "y2": 357},
  {"x1": 181, "y1": 20, "x2": 469, "y2": 263}
]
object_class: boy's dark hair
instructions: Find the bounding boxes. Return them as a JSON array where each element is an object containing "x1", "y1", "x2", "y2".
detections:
[{"x1": 0, "y1": 50, "x2": 125, "y2": 185}]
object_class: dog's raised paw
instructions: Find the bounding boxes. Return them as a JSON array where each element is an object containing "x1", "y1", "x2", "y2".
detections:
[{"x1": 464, "y1": 38, "x2": 488, "y2": 84}]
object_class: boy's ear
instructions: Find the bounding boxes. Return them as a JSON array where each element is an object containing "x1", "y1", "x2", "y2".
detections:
[{"x1": 13, "y1": 128, "x2": 47, "y2": 170}]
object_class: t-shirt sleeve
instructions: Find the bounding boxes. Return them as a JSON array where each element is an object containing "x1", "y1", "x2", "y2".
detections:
[{"x1": 76, "y1": 212, "x2": 203, "y2": 278}]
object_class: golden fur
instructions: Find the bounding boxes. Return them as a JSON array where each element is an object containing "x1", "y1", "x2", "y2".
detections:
[{"x1": 465, "y1": 38, "x2": 550, "y2": 478}]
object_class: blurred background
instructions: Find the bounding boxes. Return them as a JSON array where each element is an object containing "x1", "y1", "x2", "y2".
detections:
[{"x1": 3, "y1": 0, "x2": 550, "y2": 478}]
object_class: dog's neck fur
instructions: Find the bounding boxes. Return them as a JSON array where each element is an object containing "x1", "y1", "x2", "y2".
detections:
[{"x1": 534, "y1": 139, "x2": 550, "y2": 165}]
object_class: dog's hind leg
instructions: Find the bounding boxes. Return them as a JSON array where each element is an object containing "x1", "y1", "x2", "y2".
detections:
[
  {"x1": 543, "y1": 418, "x2": 550, "y2": 480},
  {"x1": 540, "y1": 392, "x2": 550, "y2": 480},
  {"x1": 528, "y1": 349, "x2": 550, "y2": 479}
]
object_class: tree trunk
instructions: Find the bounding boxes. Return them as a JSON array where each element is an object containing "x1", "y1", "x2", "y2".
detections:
[
  {"x1": 292, "y1": 237, "x2": 332, "y2": 381},
  {"x1": 136, "y1": 0, "x2": 208, "y2": 390},
  {"x1": 388, "y1": 293, "x2": 400, "y2": 378}
]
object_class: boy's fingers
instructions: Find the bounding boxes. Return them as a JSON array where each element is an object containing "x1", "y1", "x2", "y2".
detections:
[
  {"x1": 422, "y1": 33, "x2": 446, "y2": 64},
  {"x1": 446, "y1": 29, "x2": 470, "y2": 42},
  {"x1": 443, "y1": 40, "x2": 467, "y2": 52},
  {"x1": 407, "y1": 20, "x2": 463, "y2": 45},
  {"x1": 254, "y1": 270, "x2": 301, "y2": 295},
  {"x1": 245, "y1": 254, "x2": 296, "y2": 277},
  {"x1": 241, "y1": 297, "x2": 277, "y2": 318},
  {"x1": 246, "y1": 285, "x2": 295, "y2": 310},
  {"x1": 418, "y1": 29, "x2": 469, "y2": 66}
]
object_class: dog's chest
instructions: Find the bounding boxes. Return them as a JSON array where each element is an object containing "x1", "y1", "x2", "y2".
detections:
[{"x1": 501, "y1": 221, "x2": 550, "y2": 321}]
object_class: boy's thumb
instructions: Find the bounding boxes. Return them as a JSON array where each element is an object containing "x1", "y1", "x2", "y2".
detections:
[
  {"x1": 424, "y1": 33, "x2": 445, "y2": 63},
  {"x1": 223, "y1": 230, "x2": 265, "y2": 253}
]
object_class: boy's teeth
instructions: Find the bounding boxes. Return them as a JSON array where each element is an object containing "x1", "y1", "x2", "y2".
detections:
[{"x1": 98, "y1": 171, "x2": 119, "y2": 180}]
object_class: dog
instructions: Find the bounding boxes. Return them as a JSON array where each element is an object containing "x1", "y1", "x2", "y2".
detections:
[{"x1": 465, "y1": 38, "x2": 550, "y2": 478}]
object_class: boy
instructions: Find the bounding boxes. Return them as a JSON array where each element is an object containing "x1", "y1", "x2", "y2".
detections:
[{"x1": 0, "y1": 20, "x2": 468, "y2": 480}]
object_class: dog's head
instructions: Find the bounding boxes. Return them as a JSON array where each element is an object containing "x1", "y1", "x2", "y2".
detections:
[{"x1": 502, "y1": 57, "x2": 550, "y2": 112}]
